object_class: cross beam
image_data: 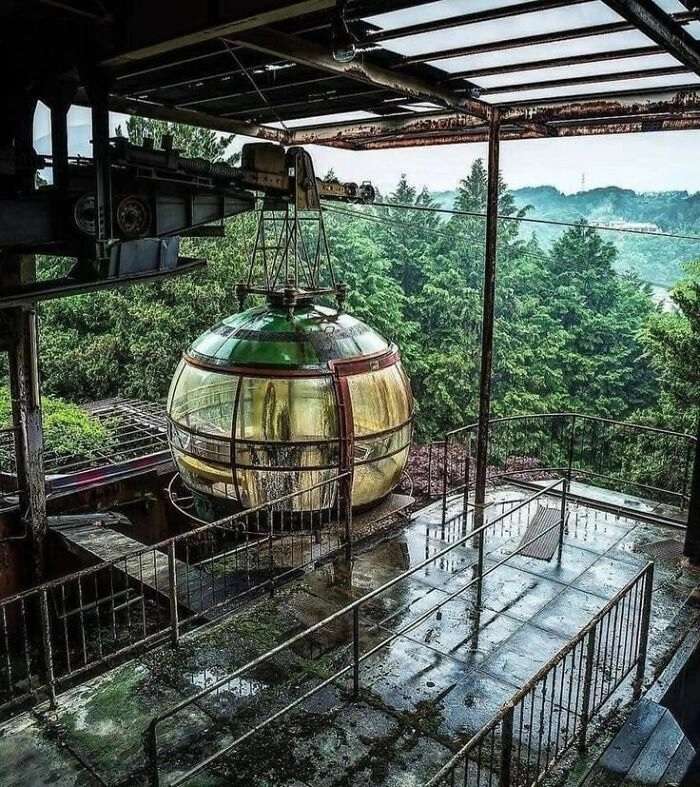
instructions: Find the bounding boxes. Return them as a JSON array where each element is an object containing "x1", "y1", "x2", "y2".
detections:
[
  {"x1": 232, "y1": 27, "x2": 489, "y2": 118},
  {"x1": 602, "y1": 0, "x2": 700, "y2": 76}
]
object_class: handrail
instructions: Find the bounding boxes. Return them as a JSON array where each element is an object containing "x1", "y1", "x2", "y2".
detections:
[
  {"x1": 445, "y1": 412, "x2": 696, "y2": 442},
  {"x1": 435, "y1": 412, "x2": 696, "y2": 525},
  {"x1": 425, "y1": 560, "x2": 655, "y2": 787},
  {"x1": 0, "y1": 471, "x2": 351, "y2": 606},
  {"x1": 145, "y1": 479, "x2": 567, "y2": 786}
]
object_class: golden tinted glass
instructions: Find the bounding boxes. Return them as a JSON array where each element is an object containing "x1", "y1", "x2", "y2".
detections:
[
  {"x1": 169, "y1": 361, "x2": 237, "y2": 436},
  {"x1": 235, "y1": 377, "x2": 338, "y2": 442},
  {"x1": 347, "y1": 364, "x2": 411, "y2": 436}
]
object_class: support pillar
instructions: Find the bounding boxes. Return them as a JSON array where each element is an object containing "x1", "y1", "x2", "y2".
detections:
[
  {"x1": 473, "y1": 108, "x2": 501, "y2": 548},
  {"x1": 5, "y1": 291, "x2": 46, "y2": 584},
  {"x1": 683, "y1": 418, "x2": 700, "y2": 564},
  {"x1": 88, "y1": 77, "x2": 113, "y2": 262}
]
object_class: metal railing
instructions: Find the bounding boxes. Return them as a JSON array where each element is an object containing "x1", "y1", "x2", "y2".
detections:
[
  {"x1": 425, "y1": 560, "x2": 654, "y2": 787},
  {"x1": 427, "y1": 413, "x2": 695, "y2": 523},
  {"x1": 144, "y1": 479, "x2": 569, "y2": 786},
  {"x1": 0, "y1": 426, "x2": 20, "y2": 513},
  {"x1": 0, "y1": 471, "x2": 351, "y2": 718}
]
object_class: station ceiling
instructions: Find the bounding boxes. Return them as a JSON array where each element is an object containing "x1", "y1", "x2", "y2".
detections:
[{"x1": 3, "y1": 0, "x2": 700, "y2": 148}]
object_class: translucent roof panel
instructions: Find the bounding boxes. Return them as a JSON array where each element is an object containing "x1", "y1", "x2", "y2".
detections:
[
  {"x1": 269, "y1": 111, "x2": 380, "y2": 129},
  {"x1": 652, "y1": 0, "x2": 688, "y2": 11},
  {"x1": 471, "y1": 53, "x2": 685, "y2": 90},
  {"x1": 363, "y1": 0, "x2": 537, "y2": 33},
  {"x1": 489, "y1": 71, "x2": 700, "y2": 104},
  {"x1": 379, "y1": 2, "x2": 623, "y2": 59},
  {"x1": 689, "y1": 20, "x2": 700, "y2": 40},
  {"x1": 429, "y1": 29, "x2": 656, "y2": 74}
]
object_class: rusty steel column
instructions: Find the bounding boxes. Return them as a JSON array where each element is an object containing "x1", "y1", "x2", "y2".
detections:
[
  {"x1": 683, "y1": 418, "x2": 700, "y2": 564},
  {"x1": 473, "y1": 108, "x2": 501, "y2": 554},
  {"x1": 7, "y1": 298, "x2": 46, "y2": 584}
]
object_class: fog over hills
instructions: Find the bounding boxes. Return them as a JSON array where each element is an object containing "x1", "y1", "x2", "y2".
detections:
[{"x1": 432, "y1": 186, "x2": 700, "y2": 288}]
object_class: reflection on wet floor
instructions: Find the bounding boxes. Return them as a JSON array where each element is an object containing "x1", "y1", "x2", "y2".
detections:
[{"x1": 2, "y1": 485, "x2": 699, "y2": 787}]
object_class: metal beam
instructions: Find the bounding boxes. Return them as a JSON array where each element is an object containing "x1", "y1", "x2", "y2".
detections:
[
  {"x1": 684, "y1": 421, "x2": 700, "y2": 564},
  {"x1": 290, "y1": 88, "x2": 700, "y2": 143},
  {"x1": 400, "y1": 11, "x2": 695, "y2": 65},
  {"x1": 232, "y1": 27, "x2": 488, "y2": 118},
  {"x1": 83, "y1": 94, "x2": 290, "y2": 144},
  {"x1": 473, "y1": 108, "x2": 501, "y2": 600},
  {"x1": 480, "y1": 65, "x2": 690, "y2": 96},
  {"x1": 101, "y1": 1, "x2": 336, "y2": 68},
  {"x1": 345, "y1": 115, "x2": 700, "y2": 148},
  {"x1": 602, "y1": 0, "x2": 700, "y2": 76},
  {"x1": 445, "y1": 46, "x2": 663, "y2": 80},
  {"x1": 291, "y1": 110, "x2": 488, "y2": 144},
  {"x1": 365, "y1": 0, "x2": 589, "y2": 43}
]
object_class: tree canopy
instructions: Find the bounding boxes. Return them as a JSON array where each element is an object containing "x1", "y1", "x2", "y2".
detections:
[{"x1": 25, "y1": 118, "x2": 699, "y2": 446}]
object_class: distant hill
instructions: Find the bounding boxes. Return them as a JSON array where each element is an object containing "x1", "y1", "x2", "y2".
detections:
[{"x1": 431, "y1": 186, "x2": 700, "y2": 287}]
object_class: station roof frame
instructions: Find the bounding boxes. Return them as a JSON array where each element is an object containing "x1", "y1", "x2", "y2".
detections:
[{"x1": 3, "y1": 0, "x2": 700, "y2": 148}]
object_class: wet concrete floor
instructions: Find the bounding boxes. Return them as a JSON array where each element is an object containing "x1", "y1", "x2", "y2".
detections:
[{"x1": 1, "y1": 487, "x2": 698, "y2": 786}]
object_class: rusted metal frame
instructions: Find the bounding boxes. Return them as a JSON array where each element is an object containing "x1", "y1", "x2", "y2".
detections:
[
  {"x1": 145, "y1": 481, "x2": 564, "y2": 786},
  {"x1": 184, "y1": 346, "x2": 399, "y2": 377},
  {"x1": 6, "y1": 301, "x2": 47, "y2": 585},
  {"x1": 427, "y1": 562, "x2": 653, "y2": 785},
  {"x1": 291, "y1": 87, "x2": 700, "y2": 144},
  {"x1": 499, "y1": 84, "x2": 700, "y2": 114},
  {"x1": 351, "y1": 126, "x2": 544, "y2": 149},
  {"x1": 602, "y1": 0, "x2": 700, "y2": 75},
  {"x1": 446, "y1": 45, "x2": 663, "y2": 80},
  {"x1": 230, "y1": 27, "x2": 489, "y2": 118},
  {"x1": 365, "y1": 0, "x2": 590, "y2": 43},
  {"x1": 400, "y1": 11, "x2": 696, "y2": 66},
  {"x1": 176, "y1": 70, "x2": 342, "y2": 109},
  {"x1": 480, "y1": 65, "x2": 691, "y2": 96},
  {"x1": 90, "y1": 94, "x2": 291, "y2": 144},
  {"x1": 101, "y1": 1, "x2": 336, "y2": 68},
  {"x1": 683, "y1": 418, "x2": 700, "y2": 563},
  {"x1": 473, "y1": 108, "x2": 500, "y2": 579},
  {"x1": 219, "y1": 85, "x2": 394, "y2": 120}
]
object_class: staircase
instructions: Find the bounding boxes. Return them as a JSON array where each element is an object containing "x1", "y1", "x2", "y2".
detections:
[{"x1": 580, "y1": 699, "x2": 695, "y2": 786}]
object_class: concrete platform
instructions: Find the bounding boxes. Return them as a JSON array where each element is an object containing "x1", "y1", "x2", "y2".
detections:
[{"x1": 2, "y1": 487, "x2": 699, "y2": 786}]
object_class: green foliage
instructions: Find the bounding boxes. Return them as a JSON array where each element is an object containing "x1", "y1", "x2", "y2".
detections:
[
  {"x1": 32, "y1": 117, "x2": 697, "y2": 446},
  {"x1": 638, "y1": 260, "x2": 700, "y2": 432},
  {"x1": 0, "y1": 387, "x2": 110, "y2": 459}
]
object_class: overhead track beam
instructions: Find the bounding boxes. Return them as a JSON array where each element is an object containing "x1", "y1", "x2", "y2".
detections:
[
  {"x1": 602, "y1": 0, "x2": 700, "y2": 75},
  {"x1": 232, "y1": 27, "x2": 489, "y2": 118}
]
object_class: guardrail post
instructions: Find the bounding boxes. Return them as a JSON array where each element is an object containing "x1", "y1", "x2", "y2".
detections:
[
  {"x1": 567, "y1": 414, "x2": 577, "y2": 489},
  {"x1": 167, "y1": 541, "x2": 179, "y2": 647},
  {"x1": 343, "y1": 474, "x2": 353, "y2": 562},
  {"x1": 633, "y1": 564, "x2": 654, "y2": 701},
  {"x1": 145, "y1": 719, "x2": 160, "y2": 787},
  {"x1": 462, "y1": 434, "x2": 471, "y2": 529},
  {"x1": 476, "y1": 529, "x2": 484, "y2": 609},
  {"x1": 578, "y1": 624, "x2": 597, "y2": 753},
  {"x1": 352, "y1": 606, "x2": 360, "y2": 698},
  {"x1": 268, "y1": 516, "x2": 275, "y2": 597},
  {"x1": 559, "y1": 478, "x2": 568, "y2": 559},
  {"x1": 441, "y1": 439, "x2": 448, "y2": 526},
  {"x1": 39, "y1": 589, "x2": 57, "y2": 708},
  {"x1": 499, "y1": 704, "x2": 514, "y2": 787},
  {"x1": 428, "y1": 443, "x2": 433, "y2": 498}
]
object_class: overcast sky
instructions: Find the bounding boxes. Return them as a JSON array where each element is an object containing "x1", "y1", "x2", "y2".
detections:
[
  {"x1": 299, "y1": 132, "x2": 700, "y2": 195},
  {"x1": 35, "y1": 106, "x2": 700, "y2": 197}
]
